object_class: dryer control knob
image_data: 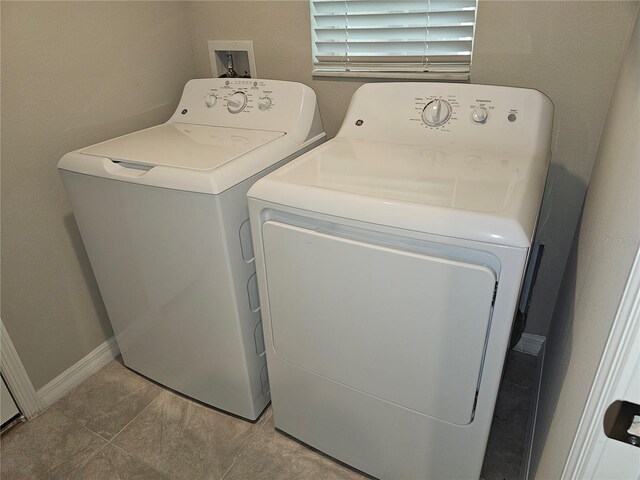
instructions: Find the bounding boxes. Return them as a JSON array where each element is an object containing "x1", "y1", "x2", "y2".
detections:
[
  {"x1": 471, "y1": 106, "x2": 488, "y2": 124},
  {"x1": 422, "y1": 99, "x2": 452, "y2": 127},
  {"x1": 258, "y1": 96, "x2": 272, "y2": 111},
  {"x1": 227, "y1": 92, "x2": 248, "y2": 114},
  {"x1": 204, "y1": 93, "x2": 217, "y2": 108}
]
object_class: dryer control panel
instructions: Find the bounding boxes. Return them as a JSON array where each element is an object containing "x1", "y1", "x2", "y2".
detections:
[
  {"x1": 410, "y1": 95, "x2": 500, "y2": 131},
  {"x1": 338, "y1": 83, "x2": 553, "y2": 158}
]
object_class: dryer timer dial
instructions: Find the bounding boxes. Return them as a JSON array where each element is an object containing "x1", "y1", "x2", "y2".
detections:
[{"x1": 422, "y1": 99, "x2": 452, "y2": 127}]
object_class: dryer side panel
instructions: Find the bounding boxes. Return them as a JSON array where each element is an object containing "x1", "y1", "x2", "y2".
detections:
[{"x1": 262, "y1": 221, "x2": 496, "y2": 425}]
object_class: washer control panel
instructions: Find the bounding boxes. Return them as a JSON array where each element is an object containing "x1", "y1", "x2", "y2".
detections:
[
  {"x1": 200, "y1": 79, "x2": 277, "y2": 115},
  {"x1": 168, "y1": 78, "x2": 319, "y2": 138},
  {"x1": 169, "y1": 78, "x2": 322, "y2": 143}
]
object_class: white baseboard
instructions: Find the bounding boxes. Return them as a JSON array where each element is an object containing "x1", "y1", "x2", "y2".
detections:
[
  {"x1": 37, "y1": 336, "x2": 120, "y2": 410},
  {"x1": 513, "y1": 333, "x2": 546, "y2": 356}
]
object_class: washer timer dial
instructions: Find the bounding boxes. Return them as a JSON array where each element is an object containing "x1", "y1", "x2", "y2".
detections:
[
  {"x1": 227, "y1": 92, "x2": 248, "y2": 114},
  {"x1": 422, "y1": 99, "x2": 452, "y2": 127}
]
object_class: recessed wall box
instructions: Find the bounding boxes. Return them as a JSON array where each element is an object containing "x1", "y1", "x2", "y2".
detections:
[{"x1": 208, "y1": 40, "x2": 257, "y2": 78}]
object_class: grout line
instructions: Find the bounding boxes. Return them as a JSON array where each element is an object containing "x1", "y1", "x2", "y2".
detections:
[
  {"x1": 109, "y1": 443, "x2": 173, "y2": 479},
  {"x1": 105, "y1": 393, "x2": 179, "y2": 479},
  {"x1": 37, "y1": 423, "x2": 111, "y2": 479},
  {"x1": 37, "y1": 389, "x2": 165, "y2": 479},
  {"x1": 81, "y1": 425, "x2": 112, "y2": 444},
  {"x1": 219, "y1": 408, "x2": 274, "y2": 480},
  {"x1": 108, "y1": 390, "x2": 164, "y2": 445},
  {"x1": 71, "y1": 439, "x2": 111, "y2": 471}
]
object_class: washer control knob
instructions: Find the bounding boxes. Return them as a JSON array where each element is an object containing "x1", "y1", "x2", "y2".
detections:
[
  {"x1": 471, "y1": 106, "x2": 488, "y2": 124},
  {"x1": 227, "y1": 92, "x2": 247, "y2": 114},
  {"x1": 204, "y1": 93, "x2": 217, "y2": 108},
  {"x1": 258, "y1": 96, "x2": 272, "y2": 111},
  {"x1": 422, "y1": 99, "x2": 452, "y2": 127}
]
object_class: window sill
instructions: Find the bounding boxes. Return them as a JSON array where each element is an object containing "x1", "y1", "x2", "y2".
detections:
[{"x1": 312, "y1": 70, "x2": 470, "y2": 81}]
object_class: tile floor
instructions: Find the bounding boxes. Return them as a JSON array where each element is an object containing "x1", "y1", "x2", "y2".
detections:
[
  {"x1": 481, "y1": 350, "x2": 537, "y2": 480},
  {"x1": 1, "y1": 350, "x2": 536, "y2": 480}
]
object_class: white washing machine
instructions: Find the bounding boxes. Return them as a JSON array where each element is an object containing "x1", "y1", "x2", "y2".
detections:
[
  {"x1": 248, "y1": 83, "x2": 553, "y2": 478},
  {"x1": 58, "y1": 78, "x2": 324, "y2": 421}
]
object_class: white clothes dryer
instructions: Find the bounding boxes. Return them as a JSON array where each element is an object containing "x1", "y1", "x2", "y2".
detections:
[
  {"x1": 248, "y1": 83, "x2": 552, "y2": 477},
  {"x1": 58, "y1": 78, "x2": 324, "y2": 421}
]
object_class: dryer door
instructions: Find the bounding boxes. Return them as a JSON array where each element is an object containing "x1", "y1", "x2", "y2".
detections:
[{"x1": 262, "y1": 221, "x2": 496, "y2": 426}]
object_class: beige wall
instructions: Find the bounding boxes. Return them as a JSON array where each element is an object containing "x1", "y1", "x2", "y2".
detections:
[
  {"x1": 1, "y1": 1, "x2": 197, "y2": 390},
  {"x1": 532, "y1": 12, "x2": 639, "y2": 478},
  {"x1": 187, "y1": 0, "x2": 638, "y2": 337}
]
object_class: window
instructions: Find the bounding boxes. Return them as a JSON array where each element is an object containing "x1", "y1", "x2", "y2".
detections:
[{"x1": 310, "y1": 0, "x2": 477, "y2": 79}]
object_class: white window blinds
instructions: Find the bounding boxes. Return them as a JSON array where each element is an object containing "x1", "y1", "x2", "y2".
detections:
[{"x1": 310, "y1": 0, "x2": 477, "y2": 79}]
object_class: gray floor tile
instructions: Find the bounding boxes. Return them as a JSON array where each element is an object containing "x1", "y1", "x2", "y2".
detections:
[
  {"x1": 222, "y1": 415, "x2": 367, "y2": 480},
  {"x1": 481, "y1": 381, "x2": 533, "y2": 480},
  {"x1": 0, "y1": 350, "x2": 537, "y2": 480},
  {"x1": 43, "y1": 444, "x2": 169, "y2": 480},
  {"x1": 502, "y1": 350, "x2": 537, "y2": 389},
  {"x1": 112, "y1": 390, "x2": 266, "y2": 480},
  {"x1": 50, "y1": 359, "x2": 162, "y2": 440},
  {"x1": 0, "y1": 409, "x2": 107, "y2": 480}
]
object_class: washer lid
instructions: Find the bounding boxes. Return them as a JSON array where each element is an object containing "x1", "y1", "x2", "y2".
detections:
[
  {"x1": 249, "y1": 137, "x2": 550, "y2": 247},
  {"x1": 80, "y1": 123, "x2": 284, "y2": 171}
]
